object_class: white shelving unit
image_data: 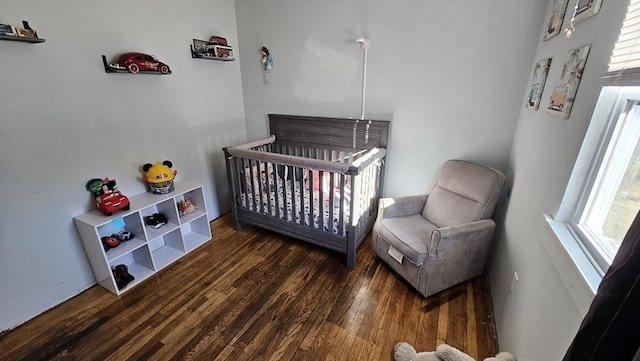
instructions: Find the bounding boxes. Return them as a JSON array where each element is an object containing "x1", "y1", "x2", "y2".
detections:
[{"x1": 74, "y1": 181, "x2": 211, "y2": 295}]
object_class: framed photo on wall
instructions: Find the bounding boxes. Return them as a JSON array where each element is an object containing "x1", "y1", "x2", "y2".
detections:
[
  {"x1": 543, "y1": 0, "x2": 569, "y2": 41},
  {"x1": 526, "y1": 57, "x2": 552, "y2": 110},
  {"x1": 573, "y1": 0, "x2": 604, "y2": 24},
  {"x1": 546, "y1": 44, "x2": 591, "y2": 119}
]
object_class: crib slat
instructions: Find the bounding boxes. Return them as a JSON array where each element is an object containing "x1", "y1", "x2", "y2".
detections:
[
  {"x1": 307, "y1": 169, "x2": 314, "y2": 229},
  {"x1": 273, "y1": 162, "x2": 280, "y2": 218},
  {"x1": 338, "y1": 173, "x2": 345, "y2": 236},
  {"x1": 241, "y1": 158, "x2": 250, "y2": 210},
  {"x1": 318, "y1": 170, "x2": 324, "y2": 232},
  {"x1": 328, "y1": 172, "x2": 334, "y2": 233}
]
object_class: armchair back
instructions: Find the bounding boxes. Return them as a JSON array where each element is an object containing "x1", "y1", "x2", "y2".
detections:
[{"x1": 421, "y1": 160, "x2": 506, "y2": 228}]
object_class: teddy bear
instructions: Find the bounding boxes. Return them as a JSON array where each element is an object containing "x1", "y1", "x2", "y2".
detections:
[{"x1": 394, "y1": 342, "x2": 516, "y2": 361}]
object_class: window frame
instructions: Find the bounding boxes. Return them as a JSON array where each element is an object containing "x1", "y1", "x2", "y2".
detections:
[{"x1": 567, "y1": 87, "x2": 640, "y2": 275}]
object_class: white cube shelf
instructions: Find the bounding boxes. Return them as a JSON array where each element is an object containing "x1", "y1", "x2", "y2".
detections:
[{"x1": 74, "y1": 181, "x2": 212, "y2": 295}]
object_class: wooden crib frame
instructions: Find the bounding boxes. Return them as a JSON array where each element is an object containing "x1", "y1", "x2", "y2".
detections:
[{"x1": 223, "y1": 114, "x2": 390, "y2": 268}]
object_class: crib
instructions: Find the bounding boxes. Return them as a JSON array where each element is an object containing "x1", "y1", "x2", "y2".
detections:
[{"x1": 223, "y1": 114, "x2": 389, "y2": 268}]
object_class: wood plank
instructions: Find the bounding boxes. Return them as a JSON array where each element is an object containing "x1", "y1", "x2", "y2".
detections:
[{"x1": 0, "y1": 213, "x2": 499, "y2": 360}]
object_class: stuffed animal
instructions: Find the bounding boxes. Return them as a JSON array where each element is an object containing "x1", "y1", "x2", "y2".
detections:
[
  {"x1": 178, "y1": 199, "x2": 197, "y2": 216},
  {"x1": 394, "y1": 342, "x2": 516, "y2": 361},
  {"x1": 85, "y1": 177, "x2": 130, "y2": 216},
  {"x1": 142, "y1": 160, "x2": 177, "y2": 194}
]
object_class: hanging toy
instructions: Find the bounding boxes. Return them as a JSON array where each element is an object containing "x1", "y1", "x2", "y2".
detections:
[
  {"x1": 564, "y1": 0, "x2": 579, "y2": 38},
  {"x1": 261, "y1": 46, "x2": 273, "y2": 84}
]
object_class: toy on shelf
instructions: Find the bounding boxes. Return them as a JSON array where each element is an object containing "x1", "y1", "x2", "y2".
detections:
[
  {"x1": 178, "y1": 199, "x2": 197, "y2": 216},
  {"x1": 104, "y1": 52, "x2": 171, "y2": 74},
  {"x1": 101, "y1": 235, "x2": 120, "y2": 251},
  {"x1": 114, "y1": 231, "x2": 134, "y2": 242},
  {"x1": 112, "y1": 264, "x2": 134, "y2": 290},
  {"x1": 86, "y1": 178, "x2": 131, "y2": 216},
  {"x1": 145, "y1": 213, "x2": 168, "y2": 229},
  {"x1": 142, "y1": 160, "x2": 176, "y2": 194},
  {"x1": 190, "y1": 36, "x2": 234, "y2": 61}
]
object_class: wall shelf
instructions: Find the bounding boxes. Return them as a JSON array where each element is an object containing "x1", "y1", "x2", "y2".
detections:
[
  {"x1": 74, "y1": 181, "x2": 211, "y2": 295},
  {"x1": 0, "y1": 34, "x2": 45, "y2": 43}
]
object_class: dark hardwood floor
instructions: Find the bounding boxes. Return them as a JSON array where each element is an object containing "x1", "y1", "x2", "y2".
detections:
[{"x1": 0, "y1": 213, "x2": 498, "y2": 360}]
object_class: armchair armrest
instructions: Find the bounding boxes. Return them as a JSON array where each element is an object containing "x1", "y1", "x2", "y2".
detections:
[
  {"x1": 428, "y1": 219, "x2": 496, "y2": 257},
  {"x1": 377, "y1": 194, "x2": 428, "y2": 220}
]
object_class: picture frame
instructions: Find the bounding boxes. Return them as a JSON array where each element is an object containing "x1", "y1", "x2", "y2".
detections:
[
  {"x1": 543, "y1": 0, "x2": 569, "y2": 41},
  {"x1": 546, "y1": 44, "x2": 591, "y2": 119},
  {"x1": 573, "y1": 0, "x2": 604, "y2": 24},
  {"x1": 526, "y1": 57, "x2": 552, "y2": 110}
]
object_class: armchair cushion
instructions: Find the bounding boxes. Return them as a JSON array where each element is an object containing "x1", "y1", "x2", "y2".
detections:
[{"x1": 376, "y1": 215, "x2": 438, "y2": 265}]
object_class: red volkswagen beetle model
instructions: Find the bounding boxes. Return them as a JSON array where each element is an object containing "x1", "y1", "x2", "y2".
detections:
[{"x1": 109, "y1": 52, "x2": 171, "y2": 74}]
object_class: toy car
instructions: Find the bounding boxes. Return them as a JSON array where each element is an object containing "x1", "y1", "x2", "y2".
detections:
[
  {"x1": 101, "y1": 235, "x2": 120, "y2": 250},
  {"x1": 145, "y1": 213, "x2": 168, "y2": 229},
  {"x1": 114, "y1": 231, "x2": 134, "y2": 242},
  {"x1": 95, "y1": 192, "x2": 130, "y2": 216},
  {"x1": 109, "y1": 52, "x2": 171, "y2": 74}
]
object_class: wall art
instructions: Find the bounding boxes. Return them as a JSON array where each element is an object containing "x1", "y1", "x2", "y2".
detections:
[
  {"x1": 526, "y1": 57, "x2": 552, "y2": 110},
  {"x1": 573, "y1": 0, "x2": 604, "y2": 24},
  {"x1": 544, "y1": 0, "x2": 569, "y2": 41},
  {"x1": 546, "y1": 44, "x2": 591, "y2": 119}
]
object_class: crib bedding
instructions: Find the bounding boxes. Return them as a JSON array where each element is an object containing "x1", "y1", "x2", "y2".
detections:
[{"x1": 240, "y1": 165, "x2": 351, "y2": 234}]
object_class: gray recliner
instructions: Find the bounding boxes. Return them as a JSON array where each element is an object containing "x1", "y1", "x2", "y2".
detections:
[{"x1": 372, "y1": 159, "x2": 506, "y2": 298}]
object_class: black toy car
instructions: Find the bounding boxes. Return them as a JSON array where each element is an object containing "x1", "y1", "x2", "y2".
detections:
[{"x1": 145, "y1": 213, "x2": 168, "y2": 229}]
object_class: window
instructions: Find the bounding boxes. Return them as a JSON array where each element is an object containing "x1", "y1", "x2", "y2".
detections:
[
  {"x1": 570, "y1": 89, "x2": 640, "y2": 274},
  {"x1": 565, "y1": 0, "x2": 640, "y2": 276}
]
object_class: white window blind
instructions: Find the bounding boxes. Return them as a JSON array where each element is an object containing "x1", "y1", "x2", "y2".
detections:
[{"x1": 605, "y1": 0, "x2": 640, "y2": 82}]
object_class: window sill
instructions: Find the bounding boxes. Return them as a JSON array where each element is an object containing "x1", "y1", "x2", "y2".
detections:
[{"x1": 539, "y1": 214, "x2": 600, "y2": 316}]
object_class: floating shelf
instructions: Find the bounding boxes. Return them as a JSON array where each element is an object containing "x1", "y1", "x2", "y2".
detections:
[
  {"x1": 101, "y1": 55, "x2": 172, "y2": 75},
  {"x1": 0, "y1": 34, "x2": 45, "y2": 43}
]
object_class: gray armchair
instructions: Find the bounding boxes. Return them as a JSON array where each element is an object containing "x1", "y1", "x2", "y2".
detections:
[{"x1": 372, "y1": 159, "x2": 506, "y2": 298}]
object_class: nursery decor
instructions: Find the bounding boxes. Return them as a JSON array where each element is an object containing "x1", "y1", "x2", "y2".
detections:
[
  {"x1": 142, "y1": 160, "x2": 177, "y2": 194},
  {"x1": 543, "y1": 0, "x2": 569, "y2": 41},
  {"x1": 190, "y1": 36, "x2": 234, "y2": 61},
  {"x1": 526, "y1": 57, "x2": 552, "y2": 110},
  {"x1": 178, "y1": 199, "x2": 197, "y2": 216},
  {"x1": 393, "y1": 342, "x2": 516, "y2": 361},
  {"x1": 564, "y1": 0, "x2": 603, "y2": 38},
  {"x1": 104, "y1": 53, "x2": 171, "y2": 74},
  {"x1": 546, "y1": 44, "x2": 590, "y2": 119},
  {"x1": 86, "y1": 177, "x2": 131, "y2": 216},
  {"x1": 112, "y1": 264, "x2": 134, "y2": 290},
  {"x1": 0, "y1": 20, "x2": 44, "y2": 43},
  {"x1": 145, "y1": 213, "x2": 168, "y2": 229},
  {"x1": 261, "y1": 46, "x2": 273, "y2": 84}
]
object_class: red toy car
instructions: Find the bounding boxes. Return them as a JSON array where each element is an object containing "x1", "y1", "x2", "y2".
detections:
[
  {"x1": 109, "y1": 52, "x2": 171, "y2": 74},
  {"x1": 95, "y1": 192, "x2": 130, "y2": 216}
]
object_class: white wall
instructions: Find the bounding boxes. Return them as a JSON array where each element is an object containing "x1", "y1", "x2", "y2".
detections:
[
  {"x1": 488, "y1": 1, "x2": 629, "y2": 360},
  {"x1": 0, "y1": 0, "x2": 246, "y2": 331},
  {"x1": 234, "y1": 0, "x2": 546, "y2": 197}
]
